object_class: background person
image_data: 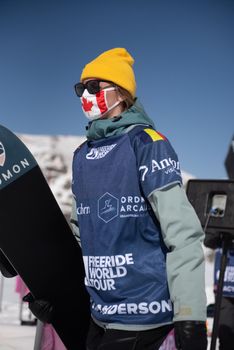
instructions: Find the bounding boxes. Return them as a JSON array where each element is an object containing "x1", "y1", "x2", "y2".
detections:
[{"x1": 214, "y1": 248, "x2": 234, "y2": 350}]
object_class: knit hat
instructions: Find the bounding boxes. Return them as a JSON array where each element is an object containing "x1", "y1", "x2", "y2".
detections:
[{"x1": 80, "y1": 48, "x2": 136, "y2": 98}]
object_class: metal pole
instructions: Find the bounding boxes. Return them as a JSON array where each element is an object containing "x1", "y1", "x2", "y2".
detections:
[
  {"x1": 0, "y1": 273, "x2": 4, "y2": 312},
  {"x1": 33, "y1": 320, "x2": 44, "y2": 350}
]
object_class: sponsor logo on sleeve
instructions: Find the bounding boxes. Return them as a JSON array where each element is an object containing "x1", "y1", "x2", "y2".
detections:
[{"x1": 139, "y1": 157, "x2": 181, "y2": 181}]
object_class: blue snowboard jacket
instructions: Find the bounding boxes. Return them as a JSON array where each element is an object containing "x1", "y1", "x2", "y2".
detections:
[
  {"x1": 71, "y1": 100, "x2": 207, "y2": 330},
  {"x1": 214, "y1": 248, "x2": 234, "y2": 297}
]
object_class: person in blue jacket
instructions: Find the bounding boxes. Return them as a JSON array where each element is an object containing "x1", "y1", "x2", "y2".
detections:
[
  {"x1": 214, "y1": 248, "x2": 234, "y2": 350},
  {"x1": 70, "y1": 47, "x2": 207, "y2": 350}
]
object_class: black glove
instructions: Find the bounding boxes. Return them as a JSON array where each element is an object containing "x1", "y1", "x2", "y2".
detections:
[
  {"x1": 174, "y1": 321, "x2": 207, "y2": 350},
  {"x1": 23, "y1": 292, "x2": 54, "y2": 323}
]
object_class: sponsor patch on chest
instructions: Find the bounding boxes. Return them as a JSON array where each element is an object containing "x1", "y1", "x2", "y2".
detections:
[{"x1": 86, "y1": 144, "x2": 117, "y2": 160}]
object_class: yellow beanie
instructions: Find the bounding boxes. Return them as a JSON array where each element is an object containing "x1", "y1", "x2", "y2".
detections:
[{"x1": 80, "y1": 48, "x2": 136, "y2": 98}]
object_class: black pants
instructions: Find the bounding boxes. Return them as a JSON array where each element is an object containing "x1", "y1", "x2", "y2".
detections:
[
  {"x1": 219, "y1": 297, "x2": 234, "y2": 350},
  {"x1": 86, "y1": 319, "x2": 173, "y2": 350}
]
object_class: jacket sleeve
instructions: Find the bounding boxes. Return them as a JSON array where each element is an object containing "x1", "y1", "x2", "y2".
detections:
[
  {"x1": 70, "y1": 197, "x2": 81, "y2": 247},
  {"x1": 148, "y1": 184, "x2": 207, "y2": 322}
]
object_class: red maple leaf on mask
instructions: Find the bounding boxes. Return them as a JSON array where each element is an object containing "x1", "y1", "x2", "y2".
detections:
[{"x1": 82, "y1": 97, "x2": 93, "y2": 112}]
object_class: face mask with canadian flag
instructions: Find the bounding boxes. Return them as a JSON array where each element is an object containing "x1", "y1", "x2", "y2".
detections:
[{"x1": 80, "y1": 87, "x2": 121, "y2": 121}]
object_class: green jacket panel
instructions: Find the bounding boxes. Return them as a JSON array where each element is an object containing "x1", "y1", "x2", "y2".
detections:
[{"x1": 149, "y1": 185, "x2": 207, "y2": 321}]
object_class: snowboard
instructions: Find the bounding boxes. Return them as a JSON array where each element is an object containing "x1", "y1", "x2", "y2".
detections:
[{"x1": 0, "y1": 124, "x2": 90, "y2": 350}]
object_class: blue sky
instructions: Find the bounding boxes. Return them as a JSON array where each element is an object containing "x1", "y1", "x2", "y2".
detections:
[{"x1": 0, "y1": 0, "x2": 233, "y2": 179}]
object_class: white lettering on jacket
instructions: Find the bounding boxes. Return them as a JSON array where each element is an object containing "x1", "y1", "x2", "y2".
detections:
[
  {"x1": 139, "y1": 157, "x2": 180, "y2": 181},
  {"x1": 91, "y1": 299, "x2": 172, "y2": 315},
  {"x1": 83, "y1": 254, "x2": 134, "y2": 291}
]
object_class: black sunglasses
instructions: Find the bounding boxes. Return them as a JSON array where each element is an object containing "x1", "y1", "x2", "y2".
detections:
[{"x1": 74, "y1": 80, "x2": 112, "y2": 97}]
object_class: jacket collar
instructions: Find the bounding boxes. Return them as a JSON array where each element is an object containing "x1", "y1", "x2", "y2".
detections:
[{"x1": 86, "y1": 99, "x2": 156, "y2": 140}]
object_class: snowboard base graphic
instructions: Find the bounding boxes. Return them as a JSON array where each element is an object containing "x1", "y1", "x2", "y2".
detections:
[{"x1": 0, "y1": 125, "x2": 90, "y2": 350}]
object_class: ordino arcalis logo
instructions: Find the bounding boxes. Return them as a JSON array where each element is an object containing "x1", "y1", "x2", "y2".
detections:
[{"x1": 0, "y1": 142, "x2": 6, "y2": 167}]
